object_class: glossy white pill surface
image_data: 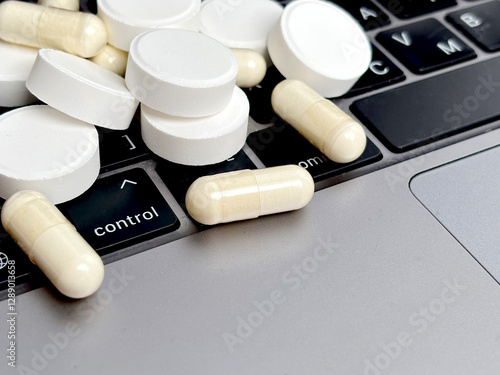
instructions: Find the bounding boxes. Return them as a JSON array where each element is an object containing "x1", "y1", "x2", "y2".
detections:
[
  {"x1": 267, "y1": 0, "x2": 371, "y2": 97},
  {"x1": 27, "y1": 49, "x2": 138, "y2": 130},
  {"x1": 1, "y1": 190, "x2": 104, "y2": 299},
  {"x1": 200, "y1": 0, "x2": 283, "y2": 65},
  {"x1": 0, "y1": 40, "x2": 38, "y2": 107},
  {"x1": 272, "y1": 80, "x2": 367, "y2": 163},
  {"x1": 186, "y1": 165, "x2": 315, "y2": 225},
  {"x1": 0, "y1": 105, "x2": 99, "y2": 204},
  {"x1": 38, "y1": 0, "x2": 79, "y2": 11},
  {"x1": 232, "y1": 48, "x2": 267, "y2": 88},
  {"x1": 90, "y1": 44, "x2": 128, "y2": 77},
  {"x1": 97, "y1": 0, "x2": 201, "y2": 51},
  {"x1": 141, "y1": 86, "x2": 249, "y2": 166},
  {"x1": 126, "y1": 29, "x2": 238, "y2": 117},
  {"x1": 0, "y1": 1, "x2": 107, "y2": 58}
]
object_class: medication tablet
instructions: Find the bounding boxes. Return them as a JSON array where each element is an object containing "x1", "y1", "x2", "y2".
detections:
[
  {"x1": 97, "y1": 0, "x2": 201, "y2": 51},
  {"x1": 272, "y1": 80, "x2": 366, "y2": 163},
  {"x1": 267, "y1": 0, "x2": 372, "y2": 98},
  {"x1": 1, "y1": 190, "x2": 104, "y2": 299},
  {"x1": 26, "y1": 49, "x2": 138, "y2": 130},
  {"x1": 200, "y1": 0, "x2": 283, "y2": 66},
  {"x1": 0, "y1": 105, "x2": 99, "y2": 204},
  {"x1": 141, "y1": 87, "x2": 249, "y2": 166},
  {"x1": 126, "y1": 29, "x2": 238, "y2": 118},
  {"x1": 186, "y1": 165, "x2": 315, "y2": 225},
  {"x1": 0, "y1": 40, "x2": 38, "y2": 107}
]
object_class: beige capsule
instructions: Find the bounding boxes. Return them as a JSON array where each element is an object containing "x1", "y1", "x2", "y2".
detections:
[
  {"x1": 231, "y1": 48, "x2": 267, "y2": 88},
  {"x1": 1, "y1": 190, "x2": 104, "y2": 299},
  {"x1": 186, "y1": 165, "x2": 314, "y2": 225},
  {"x1": 0, "y1": 1, "x2": 107, "y2": 58},
  {"x1": 90, "y1": 44, "x2": 128, "y2": 76},
  {"x1": 272, "y1": 79, "x2": 367, "y2": 164},
  {"x1": 38, "y1": 0, "x2": 80, "y2": 11}
]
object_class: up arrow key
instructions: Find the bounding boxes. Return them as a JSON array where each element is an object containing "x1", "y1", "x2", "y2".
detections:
[{"x1": 121, "y1": 180, "x2": 138, "y2": 189}]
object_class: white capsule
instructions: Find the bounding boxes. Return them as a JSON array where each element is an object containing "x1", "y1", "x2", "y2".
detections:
[
  {"x1": 1, "y1": 190, "x2": 105, "y2": 299},
  {"x1": 272, "y1": 79, "x2": 367, "y2": 164},
  {"x1": 0, "y1": 1, "x2": 107, "y2": 58},
  {"x1": 90, "y1": 44, "x2": 128, "y2": 77},
  {"x1": 38, "y1": 0, "x2": 79, "y2": 11},
  {"x1": 232, "y1": 48, "x2": 267, "y2": 88},
  {"x1": 186, "y1": 165, "x2": 314, "y2": 225}
]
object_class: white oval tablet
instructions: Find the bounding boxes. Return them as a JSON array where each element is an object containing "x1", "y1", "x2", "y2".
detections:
[
  {"x1": 267, "y1": 0, "x2": 372, "y2": 98},
  {"x1": 126, "y1": 29, "x2": 238, "y2": 118},
  {"x1": 26, "y1": 49, "x2": 138, "y2": 130},
  {"x1": 0, "y1": 105, "x2": 99, "y2": 204},
  {"x1": 200, "y1": 0, "x2": 283, "y2": 65},
  {"x1": 0, "y1": 40, "x2": 38, "y2": 107},
  {"x1": 141, "y1": 87, "x2": 249, "y2": 166},
  {"x1": 97, "y1": 0, "x2": 201, "y2": 51}
]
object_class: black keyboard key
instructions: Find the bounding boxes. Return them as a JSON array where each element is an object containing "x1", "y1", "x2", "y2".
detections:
[
  {"x1": 156, "y1": 151, "x2": 256, "y2": 219},
  {"x1": 378, "y1": 0, "x2": 456, "y2": 19},
  {"x1": 98, "y1": 114, "x2": 150, "y2": 172},
  {"x1": 377, "y1": 19, "x2": 476, "y2": 74},
  {"x1": 243, "y1": 66, "x2": 285, "y2": 124},
  {"x1": 59, "y1": 168, "x2": 179, "y2": 254},
  {"x1": 247, "y1": 122, "x2": 382, "y2": 182},
  {"x1": 352, "y1": 57, "x2": 500, "y2": 152},
  {"x1": 343, "y1": 46, "x2": 405, "y2": 97},
  {"x1": 329, "y1": 0, "x2": 390, "y2": 30},
  {"x1": 447, "y1": 2, "x2": 500, "y2": 52}
]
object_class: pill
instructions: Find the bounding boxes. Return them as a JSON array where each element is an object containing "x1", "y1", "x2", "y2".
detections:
[
  {"x1": 90, "y1": 44, "x2": 128, "y2": 77},
  {"x1": 272, "y1": 79, "x2": 367, "y2": 164},
  {"x1": 27, "y1": 49, "x2": 138, "y2": 130},
  {"x1": 1, "y1": 190, "x2": 105, "y2": 299},
  {"x1": 0, "y1": 40, "x2": 38, "y2": 107},
  {"x1": 97, "y1": 0, "x2": 201, "y2": 52},
  {"x1": 200, "y1": 0, "x2": 283, "y2": 66},
  {"x1": 267, "y1": 0, "x2": 371, "y2": 98},
  {"x1": 0, "y1": 1, "x2": 107, "y2": 58},
  {"x1": 38, "y1": 0, "x2": 79, "y2": 11},
  {"x1": 141, "y1": 86, "x2": 249, "y2": 166},
  {"x1": 232, "y1": 48, "x2": 267, "y2": 88},
  {"x1": 126, "y1": 29, "x2": 238, "y2": 118},
  {"x1": 185, "y1": 165, "x2": 314, "y2": 225},
  {"x1": 0, "y1": 105, "x2": 99, "y2": 204}
]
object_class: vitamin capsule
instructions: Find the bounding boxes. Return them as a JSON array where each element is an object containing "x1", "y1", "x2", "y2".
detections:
[
  {"x1": 185, "y1": 165, "x2": 314, "y2": 225},
  {"x1": 1, "y1": 190, "x2": 105, "y2": 299},
  {"x1": 90, "y1": 44, "x2": 129, "y2": 77},
  {"x1": 272, "y1": 80, "x2": 367, "y2": 164},
  {"x1": 38, "y1": 0, "x2": 79, "y2": 11},
  {"x1": 232, "y1": 48, "x2": 267, "y2": 88},
  {"x1": 0, "y1": 1, "x2": 107, "y2": 58}
]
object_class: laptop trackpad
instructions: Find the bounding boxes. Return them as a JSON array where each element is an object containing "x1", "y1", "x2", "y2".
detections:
[{"x1": 410, "y1": 146, "x2": 500, "y2": 283}]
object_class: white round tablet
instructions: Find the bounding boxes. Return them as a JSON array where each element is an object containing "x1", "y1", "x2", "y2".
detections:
[
  {"x1": 0, "y1": 105, "x2": 99, "y2": 204},
  {"x1": 97, "y1": 0, "x2": 201, "y2": 51},
  {"x1": 200, "y1": 0, "x2": 283, "y2": 65},
  {"x1": 0, "y1": 40, "x2": 38, "y2": 107},
  {"x1": 26, "y1": 49, "x2": 139, "y2": 130},
  {"x1": 267, "y1": 0, "x2": 372, "y2": 98},
  {"x1": 141, "y1": 86, "x2": 249, "y2": 166},
  {"x1": 126, "y1": 29, "x2": 238, "y2": 118}
]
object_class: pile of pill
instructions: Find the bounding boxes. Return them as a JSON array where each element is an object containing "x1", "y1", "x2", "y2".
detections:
[{"x1": 0, "y1": 0, "x2": 372, "y2": 297}]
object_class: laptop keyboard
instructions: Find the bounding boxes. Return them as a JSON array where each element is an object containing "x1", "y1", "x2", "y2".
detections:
[{"x1": 2, "y1": 0, "x2": 500, "y2": 296}]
